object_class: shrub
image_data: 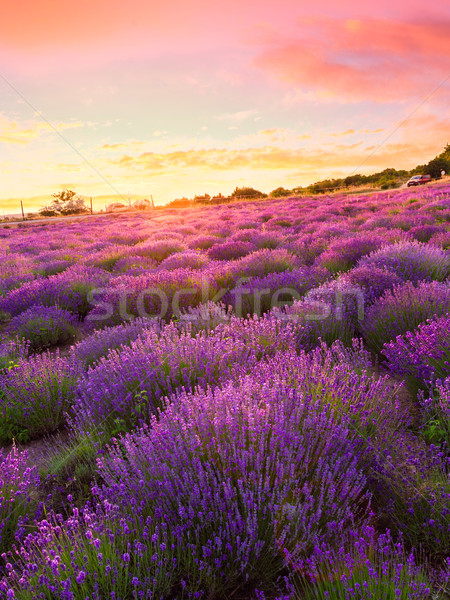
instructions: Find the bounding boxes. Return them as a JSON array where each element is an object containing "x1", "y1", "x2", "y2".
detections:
[
  {"x1": 346, "y1": 265, "x2": 403, "y2": 306},
  {"x1": 5, "y1": 305, "x2": 78, "y2": 352},
  {"x1": 35, "y1": 259, "x2": 73, "y2": 277},
  {"x1": 224, "y1": 266, "x2": 328, "y2": 317},
  {"x1": 369, "y1": 431, "x2": 450, "y2": 560},
  {"x1": 293, "y1": 525, "x2": 433, "y2": 599},
  {"x1": 409, "y1": 224, "x2": 444, "y2": 242},
  {"x1": 73, "y1": 318, "x2": 159, "y2": 368},
  {"x1": 419, "y1": 377, "x2": 450, "y2": 447},
  {"x1": 159, "y1": 250, "x2": 209, "y2": 271},
  {"x1": 86, "y1": 245, "x2": 127, "y2": 272},
  {"x1": 358, "y1": 241, "x2": 450, "y2": 283},
  {"x1": 247, "y1": 232, "x2": 284, "y2": 249},
  {"x1": 213, "y1": 248, "x2": 301, "y2": 290},
  {"x1": 382, "y1": 314, "x2": 450, "y2": 388},
  {"x1": 250, "y1": 341, "x2": 400, "y2": 435},
  {"x1": 72, "y1": 324, "x2": 256, "y2": 438},
  {"x1": 0, "y1": 446, "x2": 40, "y2": 555},
  {"x1": 0, "y1": 352, "x2": 80, "y2": 443},
  {"x1": 316, "y1": 233, "x2": 384, "y2": 273},
  {"x1": 187, "y1": 234, "x2": 221, "y2": 250},
  {"x1": 0, "y1": 501, "x2": 176, "y2": 600},
  {"x1": 280, "y1": 278, "x2": 365, "y2": 349},
  {"x1": 111, "y1": 254, "x2": 158, "y2": 274},
  {"x1": 0, "y1": 338, "x2": 29, "y2": 373},
  {"x1": 133, "y1": 238, "x2": 187, "y2": 262},
  {"x1": 0, "y1": 254, "x2": 35, "y2": 281},
  {"x1": 430, "y1": 231, "x2": 450, "y2": 249},
  {"x1": 362, "y1": 280, "x2": 450, "y2": 351},
  {"x1": 97, "y1": 367, "x2": 371, "y2": 596},
  {"x1": 207, "y1": 240, "x2": 257, "y2": 260},
  {"x1": 0, "y1": 265, "x2": 109, "y2": 319},
  {"x1": 86, "y1": 268, "x2": 207, "y2": 325}
]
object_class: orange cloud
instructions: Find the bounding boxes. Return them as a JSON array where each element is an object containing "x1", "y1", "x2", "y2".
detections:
[
  {"x1": 101, "y1": 141, "x2": 146, "y2": 150},
  {"x1": 0, "y1": 116, "x2": 84, "y2": 144},
  {"x1": 254, "y1": 18, "x2": 450, "y2": 102},
  {"x1": 105, "y1": 130, "x2": 448, "y2": 175}
]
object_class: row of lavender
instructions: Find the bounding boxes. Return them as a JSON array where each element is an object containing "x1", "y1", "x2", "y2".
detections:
[{"x1": 0, "y1": 184, "x2": 449, "y2": 598}]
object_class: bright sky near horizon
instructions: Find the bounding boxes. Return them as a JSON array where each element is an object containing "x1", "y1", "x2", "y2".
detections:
[{"x1": 0, "y1": 0, "x2": 449, "y2": 213}]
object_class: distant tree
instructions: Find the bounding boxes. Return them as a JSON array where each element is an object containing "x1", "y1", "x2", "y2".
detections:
[
  {"x1": 380, "y1": 179, "x2": 398, "y2": 190},
  {"x1": 410, "y1": 164, "x2": 425, "y2": 175},
  {"x1": 38, "y1": 207, "x2": 58, "y2": 217},
  {"x1": 193, "y1": 193, "x2": 211, "y2": 203},
  {"x1": 270, "y1": 187, "x2": 292, "y2": 197},
  {"x1": 230, "y1": 187, "x2": 266, "y2": 199},
  {"x1": 308, "y1": 179, "x2": 341, "y2": 194},
  {"x1": 344, "y1": 175, "x2": 363, "y2": 187},
  {"x1": 425, "y1": 157, "x2": 450, "y2": 179},
  {"x1": 437, "y1": 143, "x2": 450, "y2": 162},
  {"x1": 40, "y1": 189, "x2": 88, "y2": 216},
  {"x1": 51, "y1": 188, "x2": 77, "y2": 206},
  {"x1": 168, "y1": 198, "x2": 193, "y2": 208},
  {"x1": 133, "y1": 199, "x2": 152, "y2": 210}
]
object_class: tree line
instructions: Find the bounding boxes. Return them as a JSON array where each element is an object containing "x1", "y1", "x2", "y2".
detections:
[{"x1": 39, "y1": 145, "x2": 450, "y2": 215}]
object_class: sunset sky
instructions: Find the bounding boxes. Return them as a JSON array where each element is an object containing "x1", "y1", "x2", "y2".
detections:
[{"x1": 0, "y1": 0, "x2": 449, "y2": 213}]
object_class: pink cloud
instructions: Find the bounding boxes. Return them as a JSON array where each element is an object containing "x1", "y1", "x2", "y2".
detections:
[{"x1": 253, "y1": 18, "x2": 450, "y2": 102}]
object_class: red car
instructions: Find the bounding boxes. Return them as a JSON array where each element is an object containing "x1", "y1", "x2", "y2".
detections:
[{"x1": 406, "y1": 174, "x2": 431, "y2": 187}]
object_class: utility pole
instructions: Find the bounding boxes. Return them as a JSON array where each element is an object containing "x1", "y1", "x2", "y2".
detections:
[
  {"x1": 90, "y1": 197, "x2": 93, "y2": 215},
  {"x1": 20, "y1": 200, "x2": 25, "y2": 221},
  {"x1": 151, "y1": 195, "x2": 155, "y2": 208}
]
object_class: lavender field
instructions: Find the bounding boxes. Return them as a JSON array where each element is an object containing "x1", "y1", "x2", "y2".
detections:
[{"x1": 0, "y1": 184, "x2": 449, "y2": 599}]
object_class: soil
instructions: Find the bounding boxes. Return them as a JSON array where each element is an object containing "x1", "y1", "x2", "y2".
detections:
[{"x1": 0, "y1": 430, "x2": 71, "y2": 471}]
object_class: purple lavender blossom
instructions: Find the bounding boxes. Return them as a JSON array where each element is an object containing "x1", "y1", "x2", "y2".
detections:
[
  {"x1": 96, "y1": 352, "x2": 372, "y2": 594},
  {"x1": 383, "y1": 314, "x2": 450, "y2": 387},
  {"x1": 207, "y1": 240, "x2": 257, "y2": 260},
  {"x1": 358, "y1": 240, "x2": 450, "y2": 283},
  {"x1": 0, "y1": 351, "x2": 80, "y2": 442},
  {"x1": 0, "y1": 445, "x2": 40, "y2": 554},
  {"x1": 0, "y1": 265, "x2": 109, "y2": 319},
  {"x1": 5, "y1": 305, "x2": 78, "y2": 352},
  {"x1": 362, "y1": 280, "x2": 450, "y2": 351}
]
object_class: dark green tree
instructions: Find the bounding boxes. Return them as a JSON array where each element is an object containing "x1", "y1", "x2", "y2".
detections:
[
  {"x1": 230, "y1": 187, "x2": 266, "y2": 199},
  {"x1": 270, "y1": 187, "x2": 292, "y2": 197},
  {"x1": 425, "y1": 157, "x2": 450, "y2": 179}
]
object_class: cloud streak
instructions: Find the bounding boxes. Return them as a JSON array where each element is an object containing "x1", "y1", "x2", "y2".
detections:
[{"x1": 0, "y1": 116, "x2": 84, "y2": 145}]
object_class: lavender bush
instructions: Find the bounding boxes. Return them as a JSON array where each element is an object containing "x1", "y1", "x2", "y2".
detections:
[
  {"x1": 368, "y1": 429, "x2": 450, "y2": 560},
  {"x1": 224, "y1": 266, "x2": 328, "y2": 317},
  {"x1": 0, "y1": 501, "x2": 176, "y2": 600},
  {"x1": 97, "y1": 371, "x2": 371, "y2": 596},
  {"x1": 419, "y1": 378, "x2": 450, "y2": 447},
  {"x1": 346, "y1": 264, "x2": 403, "y2": 305},
  {"x1": 279, "y1": 277, "x2": 365, "y2": 349},
  {"x1": 382, "y1": 314, "x2": 450, "y2": 388},
  {"x1": 0, "y1": 445, "x2": 40, "y2": 554},
  {"x1": 0, "y1": 265, "x2": 109, "y2": 319},
  {"x1": 316, "y1": 233, "x2": 384, "y2": 273},
  {"x1": 5, "y1": 305, "x2": 78, "y2": 352},
  {"x1": 293, "y1": 526, "x2": 434, "y2": 599},
  {"x1": 0, "y1": 338, "x2": 29, "y2": 373},
  {"x1": 361, "y1": 280, "x2": 450, "y2": 351},
  {"x1": 207, "y1": 239, "x2": 257, "y2": 260},
  {"x1": 133, "y1": 238, "x2": 187, "y2": 262},
  {"x1": 358, "y1": 241, "x2": 450, "y2": 283},
  {"x1": 73, "y1": 317, "x2": 159, "y2": 368},
  {"x1": 72, "y1": 323, "x2": 257, "y2": 438},
  {"x1": 0, "y1": 352, "x2": 80, "y2": 443}
]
